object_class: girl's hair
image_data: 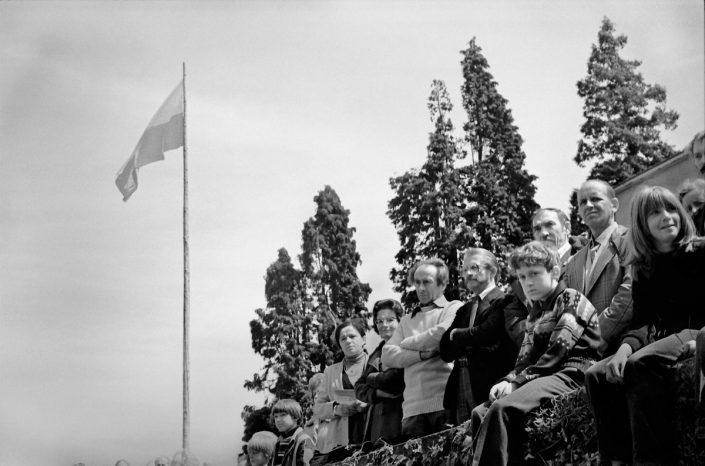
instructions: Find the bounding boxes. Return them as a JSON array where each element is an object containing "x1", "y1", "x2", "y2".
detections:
[
  {"x1": 371, "y1": 299, "x2": 403, "y2": 334},
  {"x1": 509, "y1": 241, "x2": 559, "y2": 272},
  {"x1": 247, "y1": 431, "x2": 278, "y2": 456},
  {"x1": 332, "y1": 319, "x2": 366, "y2": 348},
  {"x1": 628, "y1": 185, "x2": 696, "y2": 274}
]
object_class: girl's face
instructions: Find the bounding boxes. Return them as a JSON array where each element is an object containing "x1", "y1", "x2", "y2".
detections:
[
  {"x1": 647, "y1": 206, "x2": 681, "y2": 253},
  {"x1": 338, "y1": 325, "x2": 364, "y2": 357},
  {"x1": 375, "y1": 308, "x2": 398, "y2": 342},
  {"x1": 682, "y1": 189, "x2": 705, "y2": 217}
]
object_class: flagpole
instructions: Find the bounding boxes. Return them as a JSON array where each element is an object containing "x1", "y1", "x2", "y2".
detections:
[{"x1": 181, "y1": 61, "x2": 191, "y2": 454}]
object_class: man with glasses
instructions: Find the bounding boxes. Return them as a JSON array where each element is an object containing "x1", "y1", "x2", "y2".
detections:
[{"x1": 440, "y1": 248, "x2": 514, "y2": 424}]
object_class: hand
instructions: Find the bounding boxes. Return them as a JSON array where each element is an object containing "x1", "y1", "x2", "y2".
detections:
[
  {"x1": 489, "y1": 381, "x2": 515, "y2": 402},
  {"x1": 419, "y1": 349, "x2": 439, "y2": 360},
  {"x1": 681, "y1": 340, "x2": 697, "y2": 359},
  {"x1": 605, "y1": 344, "x2": 632, "y2": 384},
  {"x1": 335, "y1": 401, "x2": 363, "y2": 417},
  {"x1": 375, "y1": 389, "x2": 396, "y2": 399}
]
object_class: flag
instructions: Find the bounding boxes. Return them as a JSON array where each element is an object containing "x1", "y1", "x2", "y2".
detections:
[{"x1": 116, "y1": 80, "x2": 184, "y2": 201}]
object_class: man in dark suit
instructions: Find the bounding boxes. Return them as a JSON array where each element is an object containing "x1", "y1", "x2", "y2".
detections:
[
  {"x1": 504, "y1": 207, "x2": 587, "y2": 347},
  {"x1": 440, "y1": 248, "x2": 514, "y2": 425},
  {"x1": 564, "y1": 179, "x2": 632, "y2": 355}
]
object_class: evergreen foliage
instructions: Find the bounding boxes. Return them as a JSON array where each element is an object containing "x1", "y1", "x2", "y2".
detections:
[
  {"x1": 388, "y1": 40, "x2": 538, "y2": 306},
  {"x1": 575, "y1": 17, "x2": 679, "y2": 187},
  {"x1": 244, "y1": 187, "x2": 371, "y2": 436}
]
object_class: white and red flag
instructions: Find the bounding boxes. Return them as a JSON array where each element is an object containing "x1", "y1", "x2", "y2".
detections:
[{"x1": 116, "y1": 80, "x2": 184, "y2": 201}]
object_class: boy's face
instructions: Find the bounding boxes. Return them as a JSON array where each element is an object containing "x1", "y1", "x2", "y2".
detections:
[
  {"x1": 248, "y1": 451, "x2": 269, "y2": 466},
  {"x1": 515, "y1": 264, "x2": 560, "y2": 301},
  {"x1": 274, "y1": 412, "x2": 297, "y2": 433},
  {"x1": 691, "y1": 137, "x2": 705, "y2": 176}
]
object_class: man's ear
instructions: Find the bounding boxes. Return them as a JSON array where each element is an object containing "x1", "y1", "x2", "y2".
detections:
[
  {"x1": 611, "y1": 197, "x2": 619, "y2": 213},
  {"x1": 550, "y1": 265, "x2": 561, "y2": 281}
]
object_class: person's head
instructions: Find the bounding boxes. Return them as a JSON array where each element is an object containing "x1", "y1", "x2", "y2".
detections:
[
  {"x1": 272, "y1": 399, "x2": 302, "y2": 433},
  {"x1": 685, "y1": 130, "x2": 705, "y2": 176},
  {"x1": 408, "y1": 258, "x2": 449, "y2": 305},
  {"x1": 333, "y1": 319, "x2": 366, "y2": 358},
  {"x1": 115, "y1": 461, "x2": 130, "y2": 466},
  {"x1": 577, "y1": 179, "x2": 618, "y2": 237},
  {"x1": 678, "y1": 178, "x2": 705, "y2": 218},
  {"x1": 308, "y1": 372, "x2": 324, "y2": 398},
  {"x1": 532, "y1": 208, "x2": 570, "y2": 248},
  {"x1": 629, "y1": 186, "x2": 696, "y2": 264},
  {"x1": 170, "y1": 450, "x2": 200, "y2": 466},
  {"x1": 509, "y1": 241, "x2": 561, "y2": 302},
  {"x1": 371, "y1": 299, "x2": 403, "y2": 342},
  {"x1": 154, "y1": 457, "x2": 170, "y2": 466},
  {"x1": 461, "y1": 248, "x2": 498, "y2": 295},
  {"x1": 247, "y1": 431, "x2": 278, "y2": 466}
]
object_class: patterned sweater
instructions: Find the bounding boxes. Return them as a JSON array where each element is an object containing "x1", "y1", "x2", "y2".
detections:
[{"x1": 504, "y1": 283, "x2": 600, "y2": 387}]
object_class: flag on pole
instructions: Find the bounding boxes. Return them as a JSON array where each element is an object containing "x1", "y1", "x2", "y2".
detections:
[{"x1": 116, "y1": 80, "x2": 185, "y2": 201}]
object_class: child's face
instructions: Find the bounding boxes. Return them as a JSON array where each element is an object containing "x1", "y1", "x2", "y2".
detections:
[
  {"x1": 516, "y1": 264, "x2": 559, "y2": 301},
  {"x1": 274, "y1": 412, "x2": 297, "y2": 433},
  {"x1": 248, "y1": 451, "x2": 269, "y2": 466}
]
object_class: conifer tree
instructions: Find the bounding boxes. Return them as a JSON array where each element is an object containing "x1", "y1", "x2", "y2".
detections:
[
  {"x1": 300, "y1": 185, "x2": 372, "y2": 368},
  {"x1": 458, "y1": 38, "x2": 538, "y2": 281},
  {"x1": 576, "y1": 17, "x2": 679, "y2": 186},
  {"x1": 245, "y1": 248, "x2": 315, "y2": 402},
  {"x1": 388, "y1": 80, "x2": 468, "y2": 305}
]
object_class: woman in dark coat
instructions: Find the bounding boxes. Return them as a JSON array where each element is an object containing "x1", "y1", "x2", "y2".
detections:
[{"x1": 354, "y1": 299, "x2": 405, "y2": 444}]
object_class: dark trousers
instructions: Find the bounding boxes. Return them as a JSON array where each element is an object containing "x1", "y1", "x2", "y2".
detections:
[
  {"x1": 401, "y1": 410, "x2": 447, "y2": 438},
  {"x1": 470, "y1": 369, "x2": 583, "y2": 466},
  {"x1": 585, "y1": 329, "x2": 698, "y2": 465}
]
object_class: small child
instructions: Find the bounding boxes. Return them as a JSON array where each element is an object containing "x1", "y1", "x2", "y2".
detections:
[
  {"x1": 271, "y1": 399, "x2": 315, "y2": 466},
  {"x1": 470, "y1": 241, "x2": 601, "y2": 466},
  {"x1": 303, "y1": 373, "x2": 324, "y2": 446},
  {"x1": 247, "y1": 431, "x2": 278, "y2": 466}
]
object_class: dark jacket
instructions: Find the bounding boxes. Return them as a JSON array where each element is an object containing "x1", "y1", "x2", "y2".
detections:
[
  {"x1": 439, "y1": 286, "x2": 514, "y2": 407},
  {"x1": 621, "y1": 243, "x2": 705, "y2": 353},
  {"x1": 354, "y1": 341, "x2": 404, "y2": 444}
]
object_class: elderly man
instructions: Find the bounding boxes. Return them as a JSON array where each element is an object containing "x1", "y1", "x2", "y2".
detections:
[
  {"x1": 439, "y1": 248, "x2": 515, "y2": 424},
  {"x1": 504, "y1": 207, "x2": 586, "y2": 347},
  {"x1": 564, "y1": 179, "x2": 632, "y2": 355},
  {"x1": 382, "y1": 258, "x2": 463, "y2": 438}
]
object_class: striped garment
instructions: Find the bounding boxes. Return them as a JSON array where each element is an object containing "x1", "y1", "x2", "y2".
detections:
[{"x1": 504, "y1": 282, "x2": 601, "y2": 387}]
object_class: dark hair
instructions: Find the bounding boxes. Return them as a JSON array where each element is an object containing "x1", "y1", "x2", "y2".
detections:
[
  {"x1": 628, "y1": 185, "x2": 696, "y2": 274},
  {"x1": 407, "y1": 258, "x2": 449, "y2": 286},
  {"x1": 333, "y1": 319, "x2": 366, "y2": 348},
  {"x1": 371, "y1": 299, "x2": 403, "y2": 334},
  {"x1": 509, "y1": 241, "x2": 560, "y2": 272},
  {"x1": 532, "y1": 207, "x2": 571, "y2": 235}
]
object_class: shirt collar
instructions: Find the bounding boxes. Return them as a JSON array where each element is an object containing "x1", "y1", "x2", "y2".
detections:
[
  {"x1": 592, "y1": 222, "x2": 618, "y2": 248},
  {"x1": 532, "y1": 281, "x2": 566, "y2": 314},
  {"x1": 557, "y1": 241, "x2": 571, "y2": 258},
  {"x1": 478, "y1": 283, "x2": 496, "y2": 301}
]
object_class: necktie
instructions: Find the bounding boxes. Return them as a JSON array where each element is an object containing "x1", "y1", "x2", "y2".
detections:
[
  {"x1": 468, "y1": 295, "x2": 481, "y2": 328},
  {"x1": 584, "y1": 241, "x2": 599, "y2": 292}
]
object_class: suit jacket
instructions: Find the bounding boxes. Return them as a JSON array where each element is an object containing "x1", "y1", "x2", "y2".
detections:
[
  {"x1": 564, "y1": 224, "x2": 633, "y2": 355},
  {"x1": 439, "y1": 286, "x2": 514, "y2": 407}
]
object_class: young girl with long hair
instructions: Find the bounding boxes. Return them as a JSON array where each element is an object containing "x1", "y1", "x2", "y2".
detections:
[{"x1": 585, "y1": 185, "x2": 705, "y2": 465}]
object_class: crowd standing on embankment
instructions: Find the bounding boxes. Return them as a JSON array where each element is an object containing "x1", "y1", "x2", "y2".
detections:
[{"x1": 241, "y1": 130, "x2": 705, "y2": 466}]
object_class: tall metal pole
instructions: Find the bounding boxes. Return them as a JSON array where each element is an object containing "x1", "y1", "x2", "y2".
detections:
[{"x1": 181, "y1": 62, "x2": 191, "y2": 453}]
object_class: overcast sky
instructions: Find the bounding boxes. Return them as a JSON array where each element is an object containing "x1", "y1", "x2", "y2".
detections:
[{"x1": 1, "y1": 1, "x2": 702, "y2": 465}]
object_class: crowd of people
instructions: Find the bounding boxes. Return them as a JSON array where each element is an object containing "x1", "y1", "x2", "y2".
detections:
[{"x1": 243, "y1": 132, "x2": 705, "y2": 466}]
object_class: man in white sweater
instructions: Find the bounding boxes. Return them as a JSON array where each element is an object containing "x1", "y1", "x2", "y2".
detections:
[{"x1": 381, "y1": 258, "x2": 463, "y2": 438}]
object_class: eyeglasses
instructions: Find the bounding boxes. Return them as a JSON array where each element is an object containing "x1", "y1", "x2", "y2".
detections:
[
  {"x1": 463, "y1": 264, "x2": 482, "y2": 274},
  {"x1": 375, "y1": 318, "x2": 397, "y2": 325}
]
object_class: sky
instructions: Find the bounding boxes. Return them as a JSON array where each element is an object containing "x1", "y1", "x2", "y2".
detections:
[{"x1": 1, "y1": 1, "x2": 702, "y2": 465}]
